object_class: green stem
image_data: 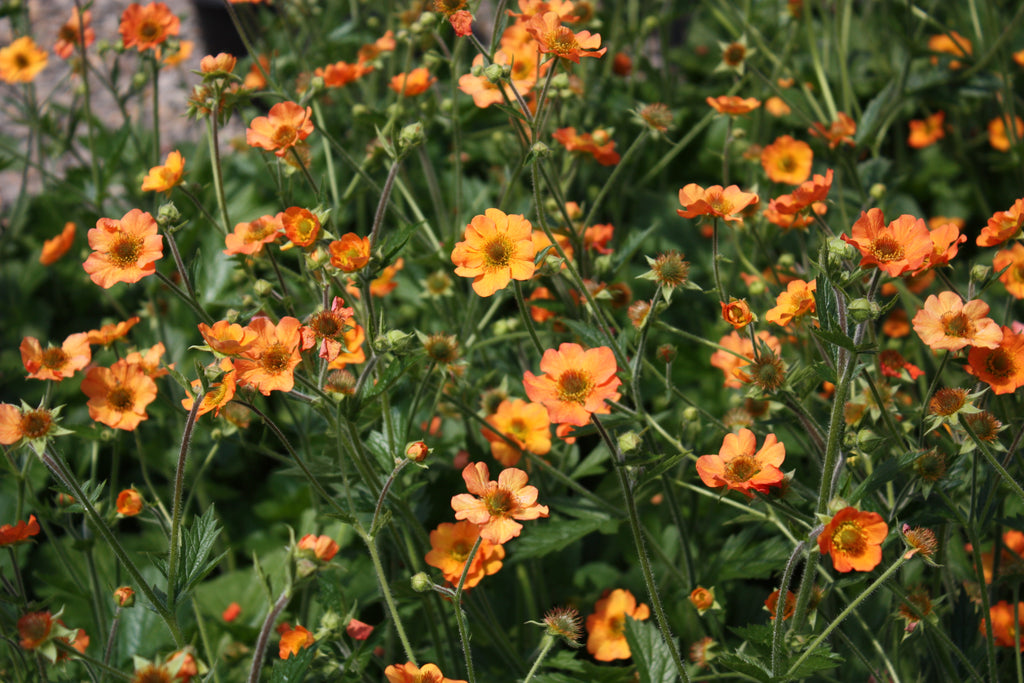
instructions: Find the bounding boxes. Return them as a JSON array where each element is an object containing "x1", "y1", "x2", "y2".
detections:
[
  {"x1": 364, "y1": 534, "x2": 419, "y2": 665},
  {"x1": 453, "y1": 535, "x2": 483, "y2": 683},
  {"x1": 370, "y1": 458, "x2": 409, "y2": 539},
  {"x1": 513, "y1": 280, "x2": 546, "y2": 356},
  {"x1": 523, "y1": 634, "x2": 556, "y2": 683},
  {"x1": 579, "y1": 129, "x2": 649, "y2": 231},
  {"x1": 962, "y1": 418, "x2": 1024, "y2": 509},
  {"x1": 206, "y1": 108, "x2": 231, "y2": 235},
  {"x1": 166, "y1": 399, "x2": 202, "y2": 612}
]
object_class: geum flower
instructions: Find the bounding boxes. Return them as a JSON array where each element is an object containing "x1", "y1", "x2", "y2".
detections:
[
  {"x1": 696, "y1": 428, "x2": 786, "y2": 497},
  {"x1": 119, "y1": 2, "x2": 180, "y2": 51},
  {"x1": 40, "y1": 222, "x2": 76, "y2": 265},
  {"x1": 246, "y1": 101, "x2": 314, "y2": 157},
  {"x1": 0, "y1": 515, "x2": 41, "y2": 546},
  {"x1": 301, "y1": 297, "x2": 356, "y2": 361},
  {"x1": 80, "y1": 358, "x2": 158, "y2": 431},
  {"x1": 764, "y1": 279, "x2": 816, "y2": 326},
  {"x1": 841, "y1": 208, "x2": 932, "y2": 277},
  {"x1": 819, "y1": 506, "x2": 888, "y2": 572},
  {"x1": 770, "y1": 169, "x2": 833, "y2": 215},
  {"x1": 278, "y1": 624, "x2": 314, "y2": 659},
  {"x1": 808, "y1": 112, "x2": 856, "y2": 148},
  {"x1": 482, "y1": 398, "x2": 552, "y2": 467},
  {"x1": 994, "y1": 242, "x2": 1024, "y2": 298},
  {"x1": 223, "y1": 214, "x2": 283, "y2": 256},
  {"x1": 198, "y1": 320, "x2": 257, "y2": 356},
  {"x1": 966, "y1": 326, "x2": 1024, "y2": 395},
  {"x1": 54, "y1": 9, "x2": 95, "y2": 59},
  {"x1": 761, "y1": 134, "x2": 813, "y2": 185},
  {"x1": 181, "y1": 359, "x2": 237, "y2": 417},
  {"x1": 233, "y1": 316, "x2": 309, "y2": 395},
  {"x1": 918, "y1": 220, "x2": 966, "y2": 273},
  {"x1": 450, "y1": 462, "x2": 549, "y2": 544},
  {"x1": 908, "y1": 111, "x2": 945, "y2": 149},
  {"x1": 83, "y1": 209, "x2": 164, "y2": 288},
  {"x1": 451, "y1": 208, "x2": 535, "y2": 297},
  {"x1": 328, "y1": 233, "x2": 371, "y2": 272},
  {"x1": 677, "y1": 183, "x2": 758, "y2": 224},
  {"x1": 526, "y1": 11, "x2": 606, "y2": 63},
  {"x1": 87, "y1": 316, "x2": 140, "y2": 346},
  {"x1": 706, "y1": 95, "x2": 760, "y2": 115},
  {"x1": 977, "y1": 198, "x2": 1024, "y2": 247},
  {"x1": 389, "y1": 67, "x2": 436, "y2": 96},
  {"x1": 0, "y1": 36, "x2": 48, "y2": 83},
  {"x1": 912, "y1": 291, "x2": 1002, "y2": 352},
  {"x1": 982, "y1": 601, "x2": 1024, "y2": 650},
  {"x1": 20, "y1": 333, "x2": 91, "y2": 381},
  {"x1": 523, "y1": 343, "x2": 621, "y2": 426},
  {"x1": 385, "y1": 662, "x2": 467, "y2": 683},
  {"x1": 585, "y1": 588, "x2": 650, "y2": 662},
  {"x1": 424, "y1": 520, "x2": 505, "y2": 588},
  {"x1": 552, "y1": 127, "x2": 620, "y2": 165},
  {"x1": 0, "y1": 404, "x2": 59, "y2": 446},
  {"x1": 141, "y1": 150, "x2": 184, "y2": 194}
]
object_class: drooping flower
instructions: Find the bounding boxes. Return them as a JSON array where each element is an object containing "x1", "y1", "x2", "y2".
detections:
[
  {"x1": 0, "y1": 36, "x2": 48, "y2": 83},
  {"x1": 818, "y1": 506, "x2": 888, "y2": 572},
  {"x1": 40, "y1": 222, "x2": 76, "y2": 265},
  {"x1": 761, "y1": 135, "x2": 813, "y2": 185},
  {"x1": 908, "y1": 111, "x2": 945, "y2": 148},
  {"x1": 246, "y1": 101, "x2": 314, "y2": 157},
  {"x1": 81, "y1": 359, "x2": 159, "y2": 431},
  {"x1": 840, "y1": 209, "x2": 931, "y2": 277},
  {"x1": 0, "y1": 405, "x2": 58, "y2": 447},
  {"x1": 18, "y1": 611, "x2": 54, "y2": 650},
  {"x1": 301, "y1": 297, "x2": 357, "y2": 362},
  {"x1": 389, "y1": 68, "x2": 436, "y2": 97},
  {"x1": 346, "y1": 618, "x2": 374, "y2": 641},
  {"x1": 141, "y1": 151, "x2": 185, "y2": 194},
  {"x1": 119, "y1": 3, "x2": 180, "y2": 52},
  {"x1": 981, "y1": 601, "x2": 1024, "y2": 650},
  {"x1": 424, "y1": 520, "x2": 505, "y2": 588},
  {"x1": 116, "y1": 489, "x2": 144, "y2": 516},
  {"x1": 83, "y1": 209, "x2": 164, "y2": 288},
  {"x1": 764, "y1": 279, "x2": 816, "y2": 326},
  {"x1": 677, "y1": 184, "x2": 758, "y2": 224},
  {"x1": 451, "y1": 209, "x2": 536, "y2": 297},
  {"x1": 449, "y1": 10, "x2": 473, "y2": 36},
  {"x1": 552, "y1": 127, "x2": 620, "y2": 166},
  {"x1": 808, "y1": 112, "x2": 856, "y2": 148},
  {"x1": 315, "y1": 59, "x2": 372, "y2": 88},
  {"x1": 696, "y1": 428, "x2": 786, "y2": 498},
  {"x1": 199, "y1": 52, "x2": 236, "y2": 75},
  {"x1": 585, "y1": 588, "x2": 650, "y2": 661},
  {"x1": 523, "y1": 343, "x2": 621, "y2": 426},
  {"x1": 721, "y1": 298, "x2": 754, "y2": 329},
  {"x1": 233, "y1": 316, "x2": 306, "y2": 395},
  {"x1": 977, "y1": 198, "x2": 1024, "y2": 247},
  {"x1": 966, "y1": 326, "x2": 1024, "y2": 394},
  {"x1": 929, "y1": 31, "x2": 971, "y2": 69},
  {"x1": 20, "y1": 333, "x2": 91, "y2": 381},
  {"x1": 994, "y1": 242, "x2": 1024, "y2": 298},
  {"x1": 918, "y1": 220, "x2": 967, "y2": 272},
  {"x1": 278, "y1": 624, "x2": 314, "y2": 659},
  {"x1": 223, "y1": 214, "x2": 283, "y2": 256},
  {"x1": 450, "y1": 462, "x2": 549, "y2": 544},
  {"x1": 706, "y1": 95, "x2": 760, "y2": 115},
  {"x1": 384, "y1": 662, "x2": 467, "y2": 683},
  {"x1": 54, "y1": 9, "x2": 94, "y2": 59},
  {"x1": 526, "y1": 11, "x2": 606, "y2": 63},
  {"x1": 328, "y1": 233, "x2": 371, "y2": 272},
  {"x1": 989, "y1": 116, "x2": 1024, "y2": 152},
  {"x1": 124, "y1": 342, "x2": 170, "y2": 379},
  {"x1": 482, "y1": 399, "x2": 552, "y2": 467},
  {"x1": 197, "y1": 320, "x2": 257, "y2": 356},
  {"x1": 297, "y1": 534, "x2": 339, "y2": 562},
  {"x1": 0, "y1": 515, "x2": 40, "y2": 546},
  {"x1": 689, "y1": 586, "x2": 715, "y2": 613},
  {"x1": 912, "y1": 291, "x2": 1003, "y2": 352},
  {"x1": 87, "y1": 316, "x2": 141, "y2": 346}
]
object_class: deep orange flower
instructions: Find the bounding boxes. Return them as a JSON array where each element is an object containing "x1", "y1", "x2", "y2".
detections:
[
  {"x1": 0, "y1": 405, "x2": 57, "y2": 446},
  {"x1": 770, "y1": 169, "x2": 833, "y2": 214},
  {"x1": 234, "y1": 316, "x2": 305, "y2": 395},
  {"x1": 367, "y1": 258, "x2": 404, "y2": 297},
  {"x1": 552, "y1": 127, "x2": 620, "y2": 165},
  {"x1": 357, "y1": 30, "x2": 396, "y2": 63},
  {"x1": 119, "y1": 3, "x2": 180, "y2": 52},
  {"x1": 918, "y1": 220, "x2": 966, "y2": 272},
  {"x1": 689, "y1": 586, "x2": 714, "y2": 612},
  {"x1": 818, "y1": 506, "x2": 888, "y2": 572},
  {"x1": 584, "y1": 222, "x2": 614, "y2": 253},
  {"x1": 301, "y1": 297, "x2": 356, "y2": 361},
  {"x1": 840, "y1": 209, "x2": 931, "y2": 277},
  {"x1": 450, "y1": 462, "x2": 549, "y2": 544},
  {"x1": 223, "y1": 214, "x2": 283, "y2": 256},
  {"x1": 182, "y1": 359, "x2": 237, "y2": 417},
  {"x1": 20, "y1": 333, "x2": 91, "y2": 381},
  {"x1": 278, "y1": 624, "x2": 314, "y2": 659},
  {"x1": 765, "y1": 279, "x2": 816, "y2": 326},
  {"x1": 0, "y1": 36, "x2": 48, "y2": 83},
  {"x1": 982, "y1": 601, "x2": 1024, "y2": 650},
  {"x1": 83, "y1": 209, "x2": 164, "y2": 288},
  {"x1": 81, "y1": 359, "x2": 158, "y2": 431},
  {"x1": 246, "y1": 101, "x2": 314, "y2": 157},
  {"x1": 912, "y1": 291, "x2": 1002, "y2": 352},
  {"x1": 523, "y1": 343, "x2": 621, "y2": 426},
  {"x1": 389, "y1": 67, "x2": 436, "y2": 97},
  {"x1": 710, "y1": 330, "x2": 781, "y2": 389},
  {"x1": 721, "y1": 298, "x2": 754, "y2": 329},
  {"x1": 0, "y1": 515, "x2": 40, "y2": 546},
  {"x1": 87, "y1": 316, "x2": 141, "y2": 346},
  {"x1": 278, "y1": 207, "x2": 320, "y2": 248},
  {"x1": 40, "y1": 222, "x2": 76, "y2": 265},
  {"x1": 198, "y1": 320, "x2": 257, "y2": 356},
  {"x1": 585, "y1": 588, "x2": 650, "y2": 661},
  {"x1": 116, "y1": 489, "x2": 144, "y2": 516},
  {"x1": 994, "y1": 242, "x2": 1024, "y2": 298},
  {"x1": 929, "y1": 31, "x2": 972, "y2": 69},
  {"x1": 451, "y1": 209, "x2": 535, "y2": 297},
  {"x1": 908, "y1": 111, "x2": 945, "y2": 148},
  {"x1": 764, "y1": 202, "x2": 822, "y2": 230},
  {"x1": 297, "y1": 534, "x2": 339, "y2": 562},
  {"x1": 315, "y1": 60, "x2": 372, "y2": 88},
  {"x1": 18, "y1": 611, "x2": 54, "y2": 650},
  {"x1": 765, "y1": 589, "x2": 795, "y2": 620},
  {"x1": 425, "y1": 520, "x2": 505, "y2": 588},
  {"x1": 141, "y1": 150, "x2": 184, "y2": 194},
  {"x1": 54, "y1": 9, "x2": 94, "y2": 59},
  {"x1": 526, "y1": 11, "x2": 606, "y2": 63},
  {"x1": 877, "y1": 349, "x2": 924, "y2": 380},
  {"x1": 677, "y1": 183, "x2": 758, "y2": 224},
  {"x1": 696, "y1": 428, "x2": 786, "y2": 497},
  {"x1": 200, "y1": 52, "x2": 236, "y2": 75},
  {"x1": 222, "y1": 603, "x2": 241, "y2": 622},
  {"x1": 966, "y1": 326, "x2": 1024, "y2": 395},
  {"x1": 977, "y1": 198, "x2": 1024, "y2": 247},
  {"x1": 384, "y1": 662, "x2": 467, "y2": 683},
  {"x1": 808, "y1": 112, "x2": 856, "y2": 148},
  {"x1": 482, "y1": 398, "x2": 551, "y2": 467},
  {"x1": 449, "y1": 10, "x2": 473, "y2": 36},
  {"x1": 706, "y1": 95, "x2": 760, "y2": 115},
  {"x1": 761, "y1": 135, "x2": 813, "y2": 184},
  {"x1": 328, "y1": 233, "x2": 371, "y2": 272},
  {"x1": 989, "y1": 116, "x2": 1024, "y2": 152}
]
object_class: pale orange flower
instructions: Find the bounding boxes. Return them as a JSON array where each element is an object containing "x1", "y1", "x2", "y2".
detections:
[
  {"x1": 819, "y1": 506, "x2": 888, "y2": 572},
  {"x1": 40, "y1": 222, "x2": 76, "y2": 265},
  {"x1": 278, "y1": 624, "x2": 314, "y2": 659},
  {"x1": 389, "y1": 67, "x2": 436, "y2": 97},
  {"x1": 459, "y1": 49, "x2": 542, "y2": 108},
  {"x1": 982, "y1": 601, "x2": 1024, "y2": 650},
  {"x1": 83, "y1": 209, "x2": 164, "y2": 288},
  {"x1": 450, "y1": 462, "x2": 549, "y2": 544},
  {"x1": 301, "y1": 297, "x2": 357, "y2": 361},
  {"x1": 0, "y1": 406, "x2": 56, "y2": 446},
  {"x1": 54, "y1": 9, "x2": 94, "y2": 59},
  {"x1": 918, "y1": 220, "x2": 966, "y2": 272},
  {"x1": 482, "y1": 398, "x2": 551, "y2": 467},
  {"x1": 677, "y1": 183, "x2": 758, "y2": 224},
  {"x1": 234, "y1": 316, "x2": 306, "y2": 395},
  {"x1": 297, "y1": 534, "x2": 339, "y2": 562},
  {"x1": 552, "y1": 127, "x2": 620, "y2": 165},
  {"x1": 765, "y1": 96, "x2": 791, "y2": 117},
  {"x1": 246, "y1": 101, "x2": 314, "y2": 157},
  {"x1": 908, "y1": 111, "x2": 945, "y2": 148},
  {"x1": 325, "y1": 323, "x2": 367, "y2": 370},
  {"x1": 840, "y1": 208, "x2": 931, "y2": 277},
  {"x1": 765, "y1": 279, "x2": 816, "y2": 326},
  {"x1": 0, "y1": 515, "x2": 40, "y2": 546},
  {"x1": 20, "y1": 333, "x2": 91, "y2": 381},
  {"x1": 357, "y1": 30, "x2": 396, "y2": 63},
  {"x1": 808, "y1": 112, "x2": 856, "y2": 148},
  {"x1": 928, "y1": 31, "x2": 972, "y2": 69},
  {"x1": 912, "y1": 291, "x2": 1002, "y2": 352},
  {"x1": 81, "y1": 359, "x2": 158, "y2": 431},
  {"x1": 526, "y1": 11, "x2": 606, "y2": 63},
  {"x1": 507, "y1": 0, "x2": 582, "y2": 24},
  {"x1": 989, "y1": 116, "x2": 1023, "y2": 152},
  {"x1": 710, "y1": 330, "x2": 781, "y2": 389},
  {"x1": 116, "y1": 489, "x2": 143, "y2": 516},
  {"x1": 181, "y1": 359, "x2": 237, "y2": 417},
  {"x1": 761, "y1": 135, "x2": 813, "y2": 184},
  {"x1": 977, "y1": 198, "x2": 1024, "y2": 247},
  {"x1": 197, "y1": 320, "x2": 257, "y2": 356},
  {"x1": 87, "y1": 316, "x2": 140, "y2": 346},
  {"x1": 124, "y1": 342, "x2": 170, "y2": 379},
  {"x1": 199, "y1": 52, "x2": 236, "y2": 75},
  {"x1": 706, "y1": 95, "x2": 761, "y2": 115},
  {"x1": 966, "y1": 326, "x2": 1024, "y2": 395},
  {"x1": 585, "y1": 589, "x2": 650, "y2": 661},
  {"x1": 384, "y1": 662, "x2": 467, "y2": 683},
  {"x1": 159, "y1": 39, "x2": 193, "y2": 67},
  {"x1": 315, "y1": 59, "x2": 372, "y2": 88},
  {"x1": 424, "y1": 521, "x2": 505, "y2": 588},
  {"x1": 223, "y1": 214, "x2": 283, "y2": 256},
  {"x1": 523, "y1": 343, "x2": 621, "y2": 426},
  {"x1": 119, "y1": 3, "x2": 180, "y2": 52},
  {"x1": 770, "y1": 169, "x2": 833, "y2": 215},
  {"x1": 368, "y1": 258, "x2": 404, "y2": 297},
  {"x1": 994, "y1": 242, "x2": 1024, "y2": 298},
  {"x1": 141, "y1": 150, "x2": 184, "y2": 194},
  {"x1": 0, "y1": 36, "x2": 47, "y2": 83},
  {"x1": 279, "y1": 207, "x2": 320, "y2": 248},
  {"x1": 242, "y1": 54, "x2": 270, "y2": 90},
  {"x1": 696, "y1": 428, "x2": 786, "y2": 497},
  {"x1": 451, "y1": 209, "x2": 535, "y2": 297},
  {"x1": 328, "y1": 233, "x2": 371, "y2": 272}
]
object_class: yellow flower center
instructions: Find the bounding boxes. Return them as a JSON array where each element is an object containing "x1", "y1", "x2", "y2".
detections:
[
  {"x1": 725, "y1": 455, "x2": 758, "y2": 482},
  {"x1": 508, "y1": 418, "x2": 529, "y2": 442},
  {"x1": 870, "y1": 234, "x2": 904, "y2": 262},
  {"x1": 546, "y1": 27, "x2": 579, "y2": 56},
  {"x1": 260, "y1": 343, "x2": 293, "y2": 374},
  {"x1": 19, "y1": 410, "x2": 52, "y2": 439},
  {"x1": 450, "y1": 541, "x2": 472, "y2": 562},
  {"x1": 832, "y1": 521, "x2": 866, "y2": 555},
  {"x1": 483, "y1": 233, "x2": 514, "y2": 269},
  {"x1": 41, "y1": 347, "x2": 69, "y2": 370},
  {"x1": 107, "y1": 386, "x2": 136, "y2": 412},
  {"x1": 272, "y1": 125, "x2": 298, "y2": 148},
  {"x1": 246, "y1": 219, "x2": 277, "y2": 243},
  {"x1": 940, "y1": 311, "x2": 972, "y2": 338},
  {"x1": 484, "y1": 488, "x2": 514, "y2": 517},
  {"x1": 556, "y1": 369, "x2": 594, "y2": 405},
  {"x1": 109, "y1": 234, "x2": 144, "y2": 268}
]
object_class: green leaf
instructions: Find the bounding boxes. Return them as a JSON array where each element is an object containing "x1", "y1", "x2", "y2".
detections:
[
  {"x1": 559, "y1": 318, "x2": 609, "y2": 351},
  {"x1": 179, "y1": 506, "x2": 224, "y2": 595},
  {"x1": 715, "y1": 651, "x2": 772, "y2": 682},
  {"x1": 512, "y1": 517, "x2": 618, "y2": 560},
  {"x1": 854, "y1": 78, "x2": 898, "y2": 147},
  {"x1": 624, "y1": 617, "x2": 678, "y2": 683},
  {"x1": 849, "y1": 454, "x2": 901, "y2": 505},
  {"x1": 270, "y1": 646, "x2": 316, "y2": 683},
  {"x1": 784, "y1": 647, "x2": 843, "y2": 680}
]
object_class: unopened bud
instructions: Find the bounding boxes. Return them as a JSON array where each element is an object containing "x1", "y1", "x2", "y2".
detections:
[
  {"x1": 405, "y1": 440, "x2": 430, "y2": 462},
  {"x1": 411, "y1": 572, "x2": 434, "y2": 592},
  {"x1": 114, "y1": 586, "x2": 135, "y2": 608},
  {"x1": 847, "y1": 298, "x2": 878, "y2": 323}
]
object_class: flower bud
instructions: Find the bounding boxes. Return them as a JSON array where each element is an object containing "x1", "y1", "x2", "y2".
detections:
[
  {"x1": 399, "y1": 122, "x2": 425, "y2": 151},
  {"x1": 253, "y1": 279, "x2": 274, "y2": 297},
  {"x1": 483, "y1": 63, "x2": 505, "y2": 83},
  {"x1": 114, "y1": 586, "x2": 135, "y2": 608},
  {"x1": 405, "y1": 440, "x2": 430, "y2": 462},
  {"x1": 411, "y1": 572, "x2": 434, "y2": 593},
  {"x1": 847, "y1": 297, "x2": 878, "y2": 323},
  {"x1": 657, "y1": 344, "x2": 677, "y2": 363}
]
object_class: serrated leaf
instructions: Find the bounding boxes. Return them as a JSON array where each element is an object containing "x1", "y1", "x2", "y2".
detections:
[
  {"x1": 848, "y1": 455, "x2": 901, "y2": 505},
  {"x1": 809, "y1": 325, "x2": 858, "y2": 353},
  {"x1": 784, "y1": 646, "x2": 842, "y2": 680},
  {"x1": 270, "y1": 646, "x2": 316, "y2": 683},
  {"x1": 178, "y1": 506, "x2": 223, "y2": 596},
  {"x1": 512, "y1": 517, "x2": 617, "y2": 560},
  {"x1": 624, "y1": 617, "x2": 678, "y2": 683},
  {"x1": 379, "y1": 220, "x2": 424, "y2": 264},
  {"x1": 715, "y1": 651, "x2": 772, "y2": 682},
  {"x1": 559, "y1": 318, "x2": 608, "y2": 351}
]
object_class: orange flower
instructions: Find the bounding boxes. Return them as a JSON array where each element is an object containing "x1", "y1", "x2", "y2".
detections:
[
  {"x1": 696, "y1": 428, "x2": 786, "y2": 497},
  {"x1": 159, "y1": 39, "x2": 193, "y2": 67},
  {"x1": 83, "y1": 209, "x2": 164, "y2": 288},
  {"x1": 585, "y1": 588, "x2": 650, "y2": 661},
  {"x1": 81, "y1": 359, "x2": 158, "y2": 431},
  {"x1": 908, "y1": 111, "x2": 945, "y2": 148},
  {"x1": 325, "y1": 322, "x2": 367, "y2": 370},
  {"x1": 182, "y1": 359, "x2": 237, "y2": 417},
  {"x1": 18, "y1": 611, "x2": 54, "y2": 650},
  {"x1": 450, "y1": 462, "x2": 549, "y2": 544},
  {"x1": 222, "y1": 603, "x2": 241, "y2": 622},
  {"x1": 526, "y1": 11, "x2": 606, "y2": 63},
  {"x1": 198, "y1": 320, "x2": 257, "y2": 356},
  {"x1": 234, "y1": 316, "x2": 305, "y2": 395},
  {"x1": 770, "y1": 169, "x2": 833, "y2": 214},
  {"x1": 328, "y1": 233, "x2": 371, "y2": 272},
  {"x1": 346, "y1": 618, "x2": 374, "y2": 640},
  {"x1": 87, "y1": 316, "x2": 141, "y2": 346},
  {"x1": 877, "y1": 349, "x2": 924, "y2": 380},
  {"x1": 761, "y1": 135, "x2": 813, "y2": 184},
  {"x1": 710, "y1": 330, "x2": 781, "y2": 389},
  {"x1": 449, "y1": 9, "x2": 473, "y2": 36},
  {"x1": 765, "y1": 96, "x2": 791, "y2": 117},
  {"x1": 119, "y1": 3, "x2": 180, "y2": 52},
  {"x1": 689, "y1": 586, "x2": 714, "y2": 612},
  {"x1": 918, "y1": 220, "x2": 966, "y2": 272},
  {"x1": 0, "y1": 36, "x2": 48, "y2": 83},
  {"x1": 677, "y1": 183, "x2": 758, "y2": 224},
  {"x1": 54, "y1": 9, "x2": 94, "y2": 59},
  {"x1": 765, "y1": 589, "x2": 795, "y2": 620},
  {"x1": 982, "y1": 601, "x2": 1024, "y2": 650},
  {"x1": 315, "y1": 59, "x2": 372, "y2": 88},
  {"x1": 40, "y1": 222, "x2": 76, "y2": 265},
  {"x1": 523, "y1": 343, "x2": 621, "y2": 426},
  {"x1": 279, "y1": 207, "x2": 320, "y2": 248},
  {"x1": 301, "y1": 297, "x2": 356, "y2": 361},
  {"x1": 278, "y1": 624, "x2": 314, "y2": 659},
  {"x1": 482, "y1": 398, "x2": 552, "y2": 467},
  {"x1": 840, "y1": 208, "x2": 931, "y2": 277},
  {"x1": 389, "y1": 67, "x2": 436, "y2": 97},
  {"x1": 994, "y1": 243, "x2": 1024, "y2": 298},
  {"x1": 141, "y1": 150, "x2": 184, "y2": 194},
  {"x1": 706, "y1": 95, "x2": 760, "y2": 115},
  {"x1": 584, "y1": 223, "x2": 614, "y2": 253},
  {"x1": 246, "y1": 101, "x2": 314, "y2": 157},
  {"x1": 116, "y1": 489, "x2": 144, "y2": 516},
  {"x1": 765, "y1": 279, "x2": 816, "y2": 326},
  {"x1": 0, "y1": 515, "x2": 40, "y2": 546},
  {"x1": 451, "y1": 209, "x2": 535, "y2": 297},
  {"x1": 0, "y1": 405, "x2": 57, "y2": 446},
  {"x1": 297, "y1": 534, "x2": 339, "y2": 562},
  {"x1": 200, "y1": 52, "x2": 236, "y2": 75},
  {"x1": 357, "y1": 30, "x2": 396, "y2": 63},
  {"x1": 721, "y1": 298, "x2": 754, "y2": 329},
  {"x1": 808, "y1": 112, "x2": 856, "y2": 148},
  {"x1": 966, "y1": 326, "x2": 1024, "y2": 394},
  {"x1": 552, "y1": 127, "x2": 620, "y2": 166},
  {"x1": 125, "y1": 342, "x2": 170, "y2": 379},
  {"x1": 882, "y1": 308, "x2": 911, "y2": 338},
  {"x1": 929, "y1": 31, "x2": 972, "y2": 69},
  {"x1": 977, "y1": 198, "x2": 1024, "y2": 247},
  {"x1": 368, "y1": 258, "x2": 404, "y2": 297},
  {"x1": 20, "y1": 333, "x2": 91, "y2": 381},
  {"x1": 459, "y1": 49, "x2": 542, "y2": 108},
  {"x1": 425, "y1": 521, "x2": 505, "y2": 588},
  {"x1": 989, "y1": 116, "x2": 1024, "y2": 152},
  {"x1": 818, "y1": 506, "x2": 888, "y2": 572},
  {"x1": 384, "y1": 662, "x2": 467, "y2": 683},
  {"x1": 912, "y1": 291, "x2": 1002, "y2": 352},
  {"x1": 223, "y1": 214, "x2": 283, "y2": 256}
]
